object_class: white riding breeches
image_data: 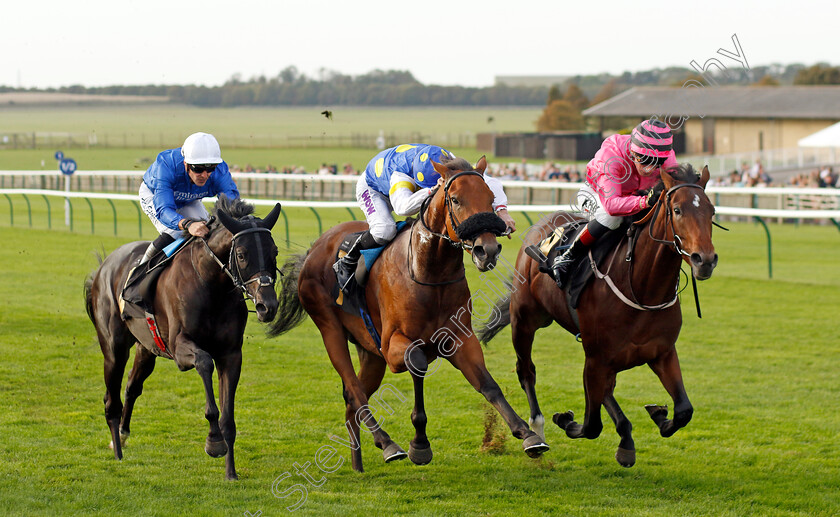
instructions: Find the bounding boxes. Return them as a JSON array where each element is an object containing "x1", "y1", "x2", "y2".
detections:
[
  {"x1": 355, "y1": 175, "x2": 398, "y2": 245},
  {"x1": 576, "y1": 185, "x2": 623, "y2": 230},
  {"x1": 139, "y1": 183, "x2": 210, "y2": 238}
]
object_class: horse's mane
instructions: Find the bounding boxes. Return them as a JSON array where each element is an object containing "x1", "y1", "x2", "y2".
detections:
[
  {"x1": 202, "y1": 194, "x2": 256, "y2": 234},
  {"x1": 665, "y1": 163, "x2": 700, "y2": 184},
  {"x1": 440, "y1": 156, "x2": 472, "y2": 172}
]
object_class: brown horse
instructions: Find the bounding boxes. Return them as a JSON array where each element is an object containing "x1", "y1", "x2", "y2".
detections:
[
  {"x1": 268, "y1": 156, "x2": 549, "y2": 472},
  {"x1": 478, "y1": 164, "x2": 717, "y2": 467},
  {"x1": 84, "y1": 196, "x2": 282, "y2": 480}
]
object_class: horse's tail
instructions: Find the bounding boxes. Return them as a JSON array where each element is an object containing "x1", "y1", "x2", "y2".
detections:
[
  {"x1": 267, "y1": 252, "x2": 309, "y2": 337},
  {"x1": 83, "y1": 249, "x2": 106, "y2": 323},
  {"x1": 476, "y1": 285, "x2": 512, "y2": 346}
]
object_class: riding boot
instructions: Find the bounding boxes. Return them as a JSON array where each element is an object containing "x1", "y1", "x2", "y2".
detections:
[
  {"x1": 139, "y1": 233, "x2": 176, "y2": 266},
  {"x1": 550, "y1": 221, "x2": 608, "y2": 289},
  {"x1": 333, "y1": 230, "x2": 380, "y2": 292}
]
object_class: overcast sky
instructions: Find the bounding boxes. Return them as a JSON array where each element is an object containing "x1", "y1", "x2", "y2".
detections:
[{"x1": 4, "y1": 0, "x2": 838, "y2": 89}]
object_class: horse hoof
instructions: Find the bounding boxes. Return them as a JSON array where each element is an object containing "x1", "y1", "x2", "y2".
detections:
[
  {"x1": 645, "y1": 404, "x2": 668, "y2": 419},
  {"x1": 205, "y1": 438, "x2": 228, "y2": 458},
  {"x1": 523, "y1": 434, "x2": 550, "y2": 458},
  {"x1": 552, "y1": 411, "x2": 574, "y2": 430},
  {"x1": 408, "y1": 445, "x2": 433, "y2": 465},
  {"x1": 615, "y1": 447, "x2": 636, "y2": 468},
  {"x1": 383, "y1": 443, "x2": 408, "y2": 463},
  {"x1": 108, "y1": 430, "x2": 130, "y2": 450}
]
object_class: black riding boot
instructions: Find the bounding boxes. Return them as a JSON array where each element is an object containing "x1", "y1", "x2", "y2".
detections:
[
  {"x1": 550, "y1": 220, "x2": 609, "y2": 289},
  {"x1": 139, "y1": 233, "x2": 175, "y2": 265},
  {"x1": 333, "y1": 230, "x2": 380, "y2": 292}
]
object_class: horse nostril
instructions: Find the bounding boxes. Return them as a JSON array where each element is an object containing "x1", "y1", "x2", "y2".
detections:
[
  {"x1": 256, "y1": 303, "x2": 267, "y2": 315},
  {"x1": 690, "y1": 253, "x2": 702, "y2": 265},
  {"x1": 473, "y1": 245, "x2": 486, "y2": 260}
]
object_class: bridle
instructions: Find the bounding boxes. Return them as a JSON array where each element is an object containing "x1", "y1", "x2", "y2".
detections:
[
  {"x1": 409, "y1": 170, "x2": 506, "y2": 286},
  {"x1": 197, "y1": 225, "x2": 277, "y2": 303},
  {"x1": 592, "y1": 182, "x2": 722, "y2": 316}
]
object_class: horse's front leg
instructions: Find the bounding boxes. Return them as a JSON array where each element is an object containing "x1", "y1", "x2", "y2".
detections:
[
  {"x1": 447, "y1": 336, "x2": 549, "y2": 458},
  {"x1": 511, "y1": 315, "x2": 545, "y2": 442},
  {"x1": 646, "y1": 348, "x2": 693, "y2": 437},
  {"x1": 603, "y1": 394, "x2": 636, "y2": 467},
  {"x1": 402, "y1": 340, "x2": 432, "y2": 465},
  {"x1": 174, "y1": 335, "x2": 227, "y2": 459},
  {"x1": 553, "y1": 358, "x2": 608, "y2": 440},
  {"x1": 216, "y1": 350, "x2": 242, "y2": 480}
]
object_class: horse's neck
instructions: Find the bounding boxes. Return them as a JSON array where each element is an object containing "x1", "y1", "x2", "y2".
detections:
[
  {"x1": 411, "y1": 198, "x2": 463, "y2": 277},
  {"x1": 627, "y1": 219, "x2": 682, "y2": 299},
  {"x1": 192, "y1": 232, "x2": 233, "y2": 289}
]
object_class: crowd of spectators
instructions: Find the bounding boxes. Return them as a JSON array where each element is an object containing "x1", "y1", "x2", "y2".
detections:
[
  {"x1": 788, "y1": 166, "x2": 838, "y2": 188},
  {"x1": 229, "y1": 163, "x2": 358, "y2": 175},
  {"x1": 483, "y1": 160, "x2": 583, "y2": 182}
]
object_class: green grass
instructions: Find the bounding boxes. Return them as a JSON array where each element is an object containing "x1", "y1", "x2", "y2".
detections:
[
  {"x1": 0, "y1": 104, "x2": 540, "y2": 149},
  {"x1": 0, "y1": 212, "x2": 839, "y2": 516}
]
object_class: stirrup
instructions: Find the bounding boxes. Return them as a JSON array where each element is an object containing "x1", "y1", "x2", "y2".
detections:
[{"x1": 333, "y1": 259, "x2": 356, "y2": 292}]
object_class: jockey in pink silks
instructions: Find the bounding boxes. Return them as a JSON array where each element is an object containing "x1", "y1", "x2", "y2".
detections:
[{"x1": 549, "y1": 119, "x2": 678, "y2": 288}]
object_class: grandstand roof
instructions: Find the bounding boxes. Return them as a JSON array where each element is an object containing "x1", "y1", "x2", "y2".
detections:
[{"x1": 583, "y1": 86, "x2": 840, "y2": 120}]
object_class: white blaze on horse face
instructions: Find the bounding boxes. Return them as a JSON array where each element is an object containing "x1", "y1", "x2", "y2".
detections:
[{"x1": 693, "y1": 194, "x2": 700, "y2": 207}]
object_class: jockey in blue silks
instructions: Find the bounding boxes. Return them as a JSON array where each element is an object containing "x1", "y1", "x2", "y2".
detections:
[
  {"x1": 138, "y1": 132, "x2": 240, "y2": 265},
  {"x1": 333, "y1": 143, "x2": 516, "y2": 292}
]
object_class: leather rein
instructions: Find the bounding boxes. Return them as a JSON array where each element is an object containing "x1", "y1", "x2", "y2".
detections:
[
  {"x1": 195, "y1": 226, "x2": 276, "y2": 303},
  {"x1": 409, "y1": 170, "x2": 496, "y2": 287},
  {"x1": 590, "y1": 183, "x2": 712, "y2": 316}
]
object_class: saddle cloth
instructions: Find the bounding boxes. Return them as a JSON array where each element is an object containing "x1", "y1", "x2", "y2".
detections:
[
  {"x1": 120, "y1": 236, "x2": 191, "y2": 321},
  {"x1": 529, "y1": 221, "x2": 628, "y2": 309}
]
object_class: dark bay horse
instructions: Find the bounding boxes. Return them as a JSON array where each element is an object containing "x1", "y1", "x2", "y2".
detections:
[
  {"x1": 268, "y1": 156, "x2": 548, "y2": 472},
  {"x1": 478, "y1": 164, "x2": 718, "y2": 467},
  {"x1": 84, "y1": 196, "x2": 281, "y2": 480}
]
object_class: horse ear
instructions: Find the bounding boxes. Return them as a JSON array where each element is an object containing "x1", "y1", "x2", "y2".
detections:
[
  {"x1": 432, "y1": 160, "x2": 450, "y2": 178},
  {"x1": 217, "y1": 209, "x2": 244, "y2": 234},
  {"x1": 698, "y1": 165, "x2": 710, "y2": 188},
  {"x1": 661, "y1": 168, "x2": 678, "y2": 190},
  {"x1": 475, "y1": 155, "x2": 487, "y2": 173},
  {"x1": 261, "y1": 203, "x2": 282, "y2": 230}
]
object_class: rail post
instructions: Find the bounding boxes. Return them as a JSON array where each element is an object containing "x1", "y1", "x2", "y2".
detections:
[
  {"x1": 753, "y1": 216, "x2": 772, "y2": 279},
  {"x1": 3, "y1": 194, "x2": 12, "y2": 225}
]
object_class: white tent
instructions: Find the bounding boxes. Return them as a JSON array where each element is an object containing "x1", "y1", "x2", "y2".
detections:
[{"x1": 798, "y1": 121, "x2": 840, "y2": 148}]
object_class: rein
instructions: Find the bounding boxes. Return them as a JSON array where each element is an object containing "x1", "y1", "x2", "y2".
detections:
[
  {"x1": 593, "y1": 183, "x2": 709, "y2": 316},
  {"x1": 197, "y1": 226, "x2": 275, "y2": 303},
  {"x1": 409, "y1": 170, "x2": 503, "y2": 287}
]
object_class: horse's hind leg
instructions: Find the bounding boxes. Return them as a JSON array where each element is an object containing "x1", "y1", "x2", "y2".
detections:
[
  {"x1": 603, "y1": 394, "x2": 635, "y2": 467},
  {"x1": 216, "y1": 350, "x2": 242, "y2": 480},
  {"x1": 99, "y1": 326, "x2": 132, "y2": 460},
  {"x1": 118, "y1": 345, "x2": 157, "y2": 448},
  {"x1": 356, "y1": 346, "x2": 407, "y2": 463},
  {"x1": 646, "y1": 349, "x2": 693, "y2": 437},
  {"x1": 174, "y1": 337, "x2": 227, "y2": 459}
]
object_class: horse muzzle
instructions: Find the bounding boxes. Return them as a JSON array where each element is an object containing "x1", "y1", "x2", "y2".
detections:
[
  {"x1": 247, "y1": 276, "x2": 279, "y2": 322},
  {"x1": 689, "y1": 251, "x2": 718, "y2": 281},
  {"x1": 471, "y1": 234, "x2": 502, "y2": 272}
]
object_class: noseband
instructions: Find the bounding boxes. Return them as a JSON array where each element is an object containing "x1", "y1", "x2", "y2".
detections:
[
  {"x1": 418, "y1": 170, "x2": 507, "y2": 251},
  {"x1": 199, "y1": 226, "x2": 276, "y2": 303},
  {"x1": 409, "y1": 170, "x2": 505, "y2": 287}
]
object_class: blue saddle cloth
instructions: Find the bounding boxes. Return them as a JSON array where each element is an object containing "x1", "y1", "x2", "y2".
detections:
[{"x1": 358, "y1": 220, "x2": 408, "y2": 269}]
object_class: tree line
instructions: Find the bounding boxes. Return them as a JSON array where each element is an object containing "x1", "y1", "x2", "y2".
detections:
[{"x1": 1, "y1": 63, "x2": 836, "y2": 112}]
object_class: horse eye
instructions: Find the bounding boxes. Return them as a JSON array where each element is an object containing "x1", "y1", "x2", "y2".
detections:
[
  {"x1": 673, "y1": 207, "x2": 682, "y2": 215},
  {"x1": 451, "y1": 196, "x2": 460, "y2": 205}
]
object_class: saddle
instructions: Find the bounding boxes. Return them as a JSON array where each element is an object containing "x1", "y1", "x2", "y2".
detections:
[
  {"x1": 332, "y1": 220, "x2": 411, "y2": 349},
  {"x1": 120, "y1": 236, "x2": 192, "y2": 321},
  {"x1": 526, "y1": 220, "x2": 629, "y2": 309}
]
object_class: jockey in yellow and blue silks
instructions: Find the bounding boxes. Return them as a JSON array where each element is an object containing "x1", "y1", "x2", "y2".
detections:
[
  {"x1": 138, "y1": 132, "x2": 239, "y2": 265},
  {"x1": 334, "y1": 143, "x2": 516, "y2": 292}
]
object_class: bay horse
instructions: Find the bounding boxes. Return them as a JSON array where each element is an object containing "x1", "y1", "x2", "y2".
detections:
[
  {"x1": 478, "y1": 164, "x2": 718, "y2": 467},
  {"x1": 268, "y1": 156, "x2": 549, "y2": 472},
  {"x1": 84, "y1": 196, "x2": 282, "y2": 480}
]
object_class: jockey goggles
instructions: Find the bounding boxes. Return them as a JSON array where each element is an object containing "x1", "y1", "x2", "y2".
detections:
[{"x1": 189, "y1": 163, "x2": 217, "y2": 174}]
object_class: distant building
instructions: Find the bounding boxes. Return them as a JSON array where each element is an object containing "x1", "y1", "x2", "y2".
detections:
[
  {"x1": 495, "y1": 76, "x2": 569, "y2": 88},
  {"x1": 583, "y1": 86, "x2": 840, "y2": 154}
]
